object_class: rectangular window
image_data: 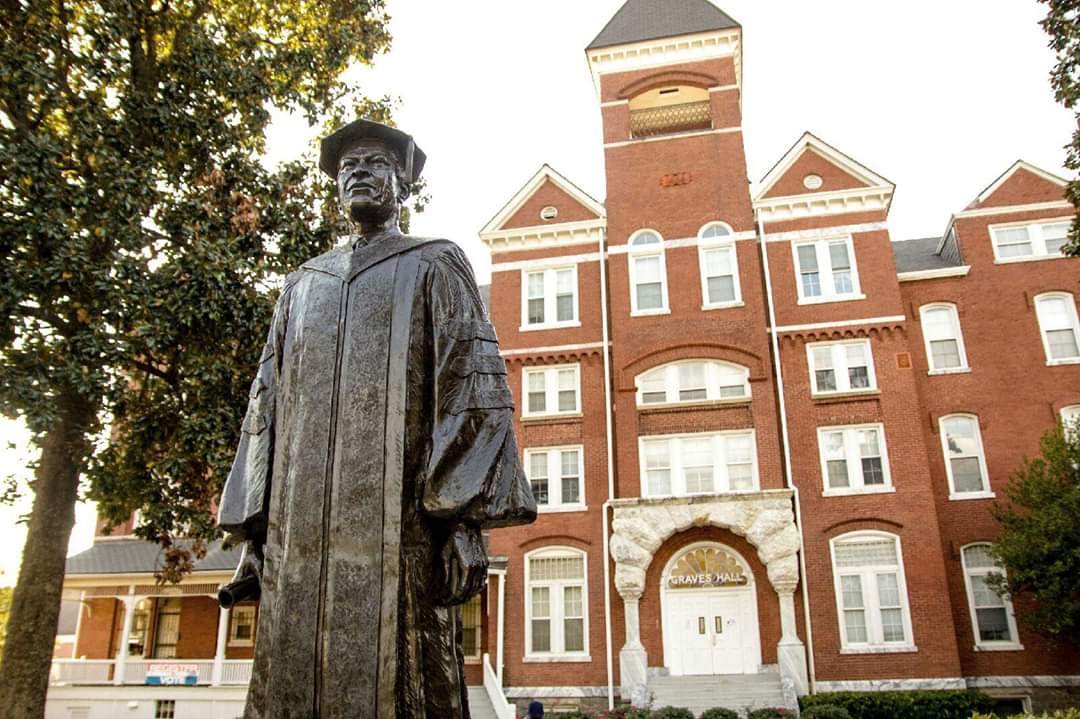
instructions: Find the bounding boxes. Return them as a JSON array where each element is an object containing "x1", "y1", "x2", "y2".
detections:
[
  {"x1": 527, "y1": 552, "x2": 588, "y2": 657},
  {"x1": 154, "y1": 701, "x2": 176, "y2": 719},
  {"x1": 991, "y1": 219, "x2": 1073, "y2": 261},
  {"x1": 699, "y1": 244, "x2": 741, "y2": 307},
  {"x1": 807, "y1": 340, "x2": 875, "y2": 395},
  {"x1": 1035, "y1": 294, "x2": 1080, "y2": 363},
  {"x1": 793, "y1": 237, "x2": 861, "y2": 302},
  {"x1": 639, "y1": 431, "x2": 758, "y2": 497},
  {"x1": 522, "y1": 365, "x2": 580, "y2": 417},
  {"x1": 832, "y1": 534, "x2": 913, "y2": 650},
  {"x1": 940, "y1": 415, "x2": 991, "y2": 498},
  {"x1": 632, "y1": 254, "x2": 666, "y2": 312},
  {"x1": 152, "y1": 597, "x2": 182, "y2": 658},
  {"x1": 524, "y1": 446, "x2": 584, "y2": 510},
  {"x1": 521, "y1": 266, "x2": 578, "y2": 328},
  {"x1": 229, "y1": 604, "x2": 256, "y2": 646},
  {"x1": 818, "y1": 425, "x2": 891, "y2": 494},
  {"x1": 963, "y1": 544, "x2": 1020, "y2": 649},
  {"x1": 920, "y1": 304, "x2": 968, "y2": 372},
  {"x1": 461, "y1": 593, "x2": 482, "y2": 659}
]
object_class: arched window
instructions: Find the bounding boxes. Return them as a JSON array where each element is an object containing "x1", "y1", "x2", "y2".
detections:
[
  {"x1": 698, "y1": 223, "x2": 741, "y2": 308},
  {"x1": 961, "y1": 543, "x2": 1021, "y2": 649},
  {"x1": 524, "y1": 547, "x2": 589, "y2": 658},
  {"x1": 919, "y1": 303, "x2": 969, "y2": 373},
  {"x1": 1034, "y1": 292, "x2": 1080, "y2": 364},
  {"x1": 628, "y1": 230, "x2": 668, "y2": 315},
  {"x1": 635, "y1": 360, "x2": 750, "y2": 406},
  {"x1": 939, "y1": 414, "x2": 992, "y2": 499},
  {"x1": 829, "y1": 532, "x2": 914, "y2": 650}
]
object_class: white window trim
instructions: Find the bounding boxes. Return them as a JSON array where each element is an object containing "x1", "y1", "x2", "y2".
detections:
[
  {"x1": 1062, "y1": 404, "x2": 1080, "y2": 439},
  {"x1": 960, "y1": 543, "x2": 1023, "y2": 652},
  {"x1": 628, "y1": 229, "x2": 670, "y2": 316},
  {"x1": 637, "y1": 429, "x2": 760, "y2": 498},
  {"x1": 521, "y1": 364, "x2": 581, "y2": 418},
  {"x1": 228, "y1": 605, "x2": 256, "y2": 647},
  {"x1": 524, "y1": 445, "x2": 586, "y2": 513},
  {"x1": 634, "y1": 359, "x2": 751, "y2": 407},
  {"x1": 524, "y1": 546, "x2": 590, "y2": 662},
  {"x1": 697, "y1": 223, "x2": 743, "y2": 310},
  {"x1": 792, "y1": 235, "x2": 866, "y2": 305},
  {"x1": 1034, "y1": 292, "x2": 1080, "y2": 366},
  {"x1": 817, "y1": 423, "x2": 894, "y2": 497},
  {"x1": 939, "y1": 413, "x2": 995, "y2": 500},
  {"x1": 989, "y1": 217, "x2": 1073, "y2": 263},
  {"x1": 919, "y1": 303, "x2": 971, "y2": 374},
  {"x1": 806, "y1": 339, "x2": 878, "y2": 397},
  {"x1": 520, "y1": 265, "x2": 581, "y2": 332},
  {"x1": 830, "y1": 531, "x2": 917, "y2": 653}
]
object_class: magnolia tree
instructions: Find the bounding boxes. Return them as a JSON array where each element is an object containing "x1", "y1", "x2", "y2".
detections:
[{"x1": 0, "y1": 1, "x2": 418, "y2": 715}]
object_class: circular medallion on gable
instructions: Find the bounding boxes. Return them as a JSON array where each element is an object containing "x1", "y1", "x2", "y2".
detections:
[
  {"x1": 803, "y1": 174, "x2": 823, "y2": 190},
  {"x1": 540, "y1": 205, "x2": 558, "y2": 221}
]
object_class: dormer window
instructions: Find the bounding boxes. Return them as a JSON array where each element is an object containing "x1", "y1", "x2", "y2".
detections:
[{"x1": 628, "y1": 85, "x2": 711, "y2": 139}]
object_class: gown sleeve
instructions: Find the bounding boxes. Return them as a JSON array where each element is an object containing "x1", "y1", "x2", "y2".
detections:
[
  {"x1": 218, "y1": 274, "x2": 297, "y2": 542},
  {"x1": 421, "y1": 243, "x2": 538, "y2": 529}
]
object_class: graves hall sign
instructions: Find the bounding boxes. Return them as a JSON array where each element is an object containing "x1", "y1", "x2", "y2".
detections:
[{"x1": 667, "y1": 547, "x2": 749, "y2": 589}]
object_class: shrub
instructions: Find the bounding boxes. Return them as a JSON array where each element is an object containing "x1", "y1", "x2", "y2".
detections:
[
  {"x1": 800, "y1": 690, "x2": 994, "y2": 719},
  {"x1": 597, "y1": 708, "x2": 651, "y2": 719},
  {"x1": 651, "y1": 708, "x2": 694, "y2": 719},
  {"x1": 698, "y1": 709, "x2": 740, "y2": 719},
  {"x1": 556, "y1": 712, "x2": 594, "y2": 719},
  {"x1": 973, "y1": 713, "x2": 1080, "y2": 719},
  {"x1": 746, "y1": 709, "x2": 795, "y2": 719},
  {"x1": 800, "y1": 706, "x2": 852, "y2": 719}
]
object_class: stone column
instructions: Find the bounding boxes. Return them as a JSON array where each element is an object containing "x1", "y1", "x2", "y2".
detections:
[
  {"x1": 212, "y1": 602, "x2": 231, "y2": 686},
  {"x1": 113, "y1": 595, "x2": 139, "y2": 685},
  {"x1": 774, "y1": 582, "x2": 808, "y2": 696},
  {"x1": 618, "y1": 592, "x2": 648, "y2": 707}
]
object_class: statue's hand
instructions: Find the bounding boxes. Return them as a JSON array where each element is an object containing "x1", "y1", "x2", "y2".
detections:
[{"x1": 439, "y1": 523, "x2": 487, "y2": 606}]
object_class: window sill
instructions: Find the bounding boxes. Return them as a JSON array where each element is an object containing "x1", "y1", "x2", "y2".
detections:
[
  {"x1": 630, "y1": 308, "x2": 671, "y2": 317},
  {"x1": 797, "y1": 293, "x2": 867, "y2": 306},
  {"x1": 637, "y1": 397, "x2": 751, "y2": 412},
  {"x1": 811, "y1": 389, "x2": 880, "y2": 402},
  {"x1": 227, "y1": 640, "x2": 254, "y2": 648},
  {"x1": 702, "y1": 301, "x2": 745, "y2": 311},
  {"x1": 523, "y1": 654, "x2": 592, "y2": 664},
  {"x1": 521, "y1": 412, "x2": 583, "y2": 423},
  {"x1": 928, "y1": 367, "x2": 972, "y2": 376},
  {"x1": 537, "y1": 504, "x2": 588, "y2": 514},
  {"x1": 974, "y1": 643, "x2": 1025, "y2": 652},
  {"x1": 839, "y1": 644, "x2": 918, "y2": 655},
  {"x1": 643, "y1": 489, "x2": 762, "y2": 501},
  {"x1": 993, "y1": 254, "x2": 1071, "y2": 265},
  {"x1": 464, "y1": 656, "x2": 482, "y2": 665},
  {"x1": 519, "y1": 321, "x2": 581, "y2": 333},
  {"x1": 948, "y1": 491, "x2": 996, "y2": 501},
  {"x1": 1046, "y1": 357, "x2": 1080, "y2": 366},
  {"x1": 823, "y1": 486, "x2": 896, "y2": 498}
]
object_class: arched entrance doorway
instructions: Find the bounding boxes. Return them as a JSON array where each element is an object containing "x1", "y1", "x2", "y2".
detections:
[{"x1": 660, "y1": 542, "x2": 761, "y2": 676}]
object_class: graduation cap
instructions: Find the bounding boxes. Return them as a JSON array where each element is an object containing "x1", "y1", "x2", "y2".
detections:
[{"x1": 318, "y1": 119, "x2": 426, "y2": 185}]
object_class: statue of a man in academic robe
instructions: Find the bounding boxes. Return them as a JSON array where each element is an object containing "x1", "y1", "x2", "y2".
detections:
[{"x1": 217, "y1": 119, "x2": 537, "y2": 719}]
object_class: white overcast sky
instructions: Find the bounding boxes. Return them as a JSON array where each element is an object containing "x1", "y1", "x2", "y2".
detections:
[{"x1": 0, "y1": 0, "x2": 1074, "y2": 583}]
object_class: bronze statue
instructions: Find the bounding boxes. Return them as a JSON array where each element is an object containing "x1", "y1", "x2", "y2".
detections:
[{"x1": 217, "y1": 119, "x2": 537, "y2": 718}]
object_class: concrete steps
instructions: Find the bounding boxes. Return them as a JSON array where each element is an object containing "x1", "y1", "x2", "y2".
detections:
[
  {"x1": 467, "y1": 685, "x2": 499, "y2": 719},
  {"x1": 647, "y1": 673, "x2": 789, "y2": 716}
]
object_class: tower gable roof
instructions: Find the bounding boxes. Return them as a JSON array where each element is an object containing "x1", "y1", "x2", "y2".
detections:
[{"x1": 587, "y1": 0, "x2": 740, "y2": 50}]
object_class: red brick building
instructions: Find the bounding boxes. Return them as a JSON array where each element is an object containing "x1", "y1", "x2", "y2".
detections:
[{"x1": 48, "y1": 1, "x2": 1080, "y2": 717}]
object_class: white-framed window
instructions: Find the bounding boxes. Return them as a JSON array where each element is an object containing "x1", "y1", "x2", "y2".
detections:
[
  {"x1": 461, "y1": 593, "x2": 483, "y2": 660},
  {"x1": 961, "y1": 543, "x2": 1022, "y2": 650},
  {"x1": 525, "y1": 445, "x2": 585, "y2": 512},
  {"x1": 818, "y1": 424, "x2": 892, "y2": 495},
  {"x1": 1062, "y1": 404, "x2": 1080, "y2": 439},
  {"x1": 807, "y1": 340, "x2": 876, "y2": 395},
  {"x1": 939, "y1": 414, "x2": 993, "y2": 499},
  {"x1": 639, "y1": 430, "x2": 758, "y2": 498},
  {"x1": 698, "y1": 223, "x2": 742, "y2": 308},
  {"x1": 628, "y1": 230, "x2": 669, "y2": 315},
  {"x1": 522, "y1": 364, "x2": 580, "y2": 418},
  {"x1": 525, "y1": 547, "x2": 589, "y2": 659},
  {"x1": 792, "y1": 237, "x2": 862, "y2": 303},
  {"x1": 919, "y1": 303, "x2": 969, "y2": 373},
  {"x1": 1034, "y1": 292, "x2": 1080, "y2": 364},
  {"x1": 635, "y1": 360, "x2": 750, "y2": 406},
  {"x1": 521, "y1": 266, "x2": 578, "y2": 329},
  {"x1": 990, "y1": 218, "x2": 1071, "y2": 261},
  {"x1": 229, "y1": 604, "x2": 256, "y2": 647},
  {"x1": 830, "y1": 532, "x2": 914, "y2": 652}
]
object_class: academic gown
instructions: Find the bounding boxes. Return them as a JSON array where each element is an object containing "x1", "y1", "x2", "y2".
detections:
[{"x1": 218, "y1": 235, "x2": 536, "y2": 719}]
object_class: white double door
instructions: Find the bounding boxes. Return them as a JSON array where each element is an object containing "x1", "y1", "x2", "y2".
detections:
[{"x1": 666, "y1": 589, "x2": 756, "y2": 676}]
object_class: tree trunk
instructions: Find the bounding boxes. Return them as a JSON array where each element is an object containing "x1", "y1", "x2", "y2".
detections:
[{"x1": 0, "y1": 390, "x2": 95, "y2": 719}]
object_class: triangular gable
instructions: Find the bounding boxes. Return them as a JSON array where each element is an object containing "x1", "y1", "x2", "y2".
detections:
[
  {"x1": 755, "y1": 132, "x2": 893, "y2": 201},
  {"x1": 966, "y1": 160, "x2": 1068, "y2": 210},
  {"x1": 481, "y1": 165, "x2": 605, "y2": 234}
]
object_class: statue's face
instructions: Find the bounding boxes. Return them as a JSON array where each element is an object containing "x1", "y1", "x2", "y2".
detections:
[{"x1": 336, "y1": 140, "x2": 403, "y2": 225}]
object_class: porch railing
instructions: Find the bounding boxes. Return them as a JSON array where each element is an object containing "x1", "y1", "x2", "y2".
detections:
[
  {"x1": 49, "y1": 658, "x2": 254, "y2": 686},
  {"x1": 482, "y1": 653, "x2": 515, "y2": 719},
  {"x1": 629, "y1": 100, "x2": 712, "y2": 138}
]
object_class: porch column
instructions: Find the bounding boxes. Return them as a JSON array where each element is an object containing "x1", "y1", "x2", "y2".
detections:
[
  {"x1": 774, "y1": 582, "x2": 808, "y2": 696},
  {"x1": 113, "y1": 595, "x2": 138, "y2": 685},
  {"x1": 618, "y1": 592, "x2": 648, "y2": 707},
  {"x1": 212, "y1": 602, "x2": 231, "y2": 686},
  {"x1": 495, "y1": 570, "x2": 506, "y2": 686}
]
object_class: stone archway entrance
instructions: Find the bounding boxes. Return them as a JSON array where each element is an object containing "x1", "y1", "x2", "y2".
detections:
[{"x1": 608, "y1": 490, "x2": 808, "y2": 706}]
